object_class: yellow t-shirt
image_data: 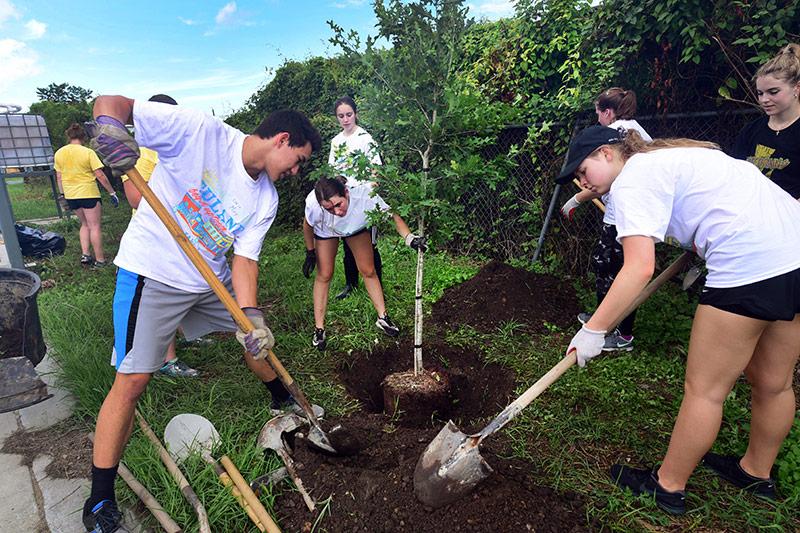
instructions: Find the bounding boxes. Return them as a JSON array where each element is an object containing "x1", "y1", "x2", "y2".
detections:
[
  {"x1": 54, "y1": 144, "x2": 104, "y2": 199},
  {"x1": 122, "y1": 147, "x2": 159, "y2": 214}
]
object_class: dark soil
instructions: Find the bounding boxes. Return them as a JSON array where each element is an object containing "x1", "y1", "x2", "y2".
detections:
[
  {"x1": 276, "y1": 413, "x2": 592, "y2": 533},
  {"x1": 431, "y1": 260, "x2": 581, "y2": 334},
  {"x1": 338, "y1": 339, "x2": 516, "y2": 428},
  {"x1": 1, "y1": 418, "x2": 92, "y2": 479},
  {"x1": 382, "y1": 369, "x2": 451, "y2": 424}
]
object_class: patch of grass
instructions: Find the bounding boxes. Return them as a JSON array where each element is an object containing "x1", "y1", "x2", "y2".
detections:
[
  {"x1": 6, "y1": 177, "x2": 60, "y2": 221},
  {"x1": 37, "y1": 221, "x2": 799, "y2": 531}
]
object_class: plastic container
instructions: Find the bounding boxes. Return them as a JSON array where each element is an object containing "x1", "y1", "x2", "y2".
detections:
[{"x1": 0, "y1": 268, "x2": 45, "y2": 366}]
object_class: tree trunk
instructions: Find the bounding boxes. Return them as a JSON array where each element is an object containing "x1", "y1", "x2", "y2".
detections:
[{"x1": 413, "y1": 215, "x2": 424, "y2": 375}]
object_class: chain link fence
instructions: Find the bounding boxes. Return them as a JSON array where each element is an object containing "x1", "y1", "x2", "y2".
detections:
[{"x1": 466, "y1": 108, "x2": 761, "y2": 275}]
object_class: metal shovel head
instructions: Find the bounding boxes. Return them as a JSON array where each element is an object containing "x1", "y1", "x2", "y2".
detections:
[
  {"x1": 164, "y1": 413, "x2": 220, "y2": 463},
  {"x1": 257, "y1": 413, "x2": 305, "y2": 451},
  {"x1": 682, "y1": 265, "x2": 702, "y2": 291},
  {"x1": 413, "y1": 421, "x2": 493, "y2": 508}
]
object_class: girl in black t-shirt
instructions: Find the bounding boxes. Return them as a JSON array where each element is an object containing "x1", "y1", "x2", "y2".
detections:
[{"x1": 732, "y1": 43, "x2": 800, "y2": 199}]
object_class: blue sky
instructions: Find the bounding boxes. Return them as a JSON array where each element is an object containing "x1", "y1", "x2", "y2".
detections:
[{"x1": 0, "y1": 0, "x2": 515, "y2": 117}]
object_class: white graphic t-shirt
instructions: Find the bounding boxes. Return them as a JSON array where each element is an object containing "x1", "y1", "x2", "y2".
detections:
[
  {"x1": 114, "y1": 100, "x2": 278, "y2": 292},
  {"x1": 305, "y1": 184, "x2": 390, "y2": 239},
  {"x1": 328, "y1": 126, "x2": 381, "y2": 187},
  {"x1": 602, "y1": 119, "x2": 652, "y2": 225},
  {"x1": 612, "y1": 147, "x2": 800, "y2": 288}
]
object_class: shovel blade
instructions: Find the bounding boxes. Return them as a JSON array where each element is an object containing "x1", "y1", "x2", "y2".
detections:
[{"x1": 413, "y1": 421, "x2": 493, "y2": 508}]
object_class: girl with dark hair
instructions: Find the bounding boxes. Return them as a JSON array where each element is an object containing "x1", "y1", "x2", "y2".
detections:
[
  {"x1": 302, "y1": 177, "x2": 425, "y2": 350},
  {"x1": 557, "y1": 125, "x2": 800, "y2": 515},
  {"x1": 328, "y1": 96, "x2": 384, "y2": 300},
  {"x1": 54, "y1": 123, "x2": 119, "y2": 266},
  {"x1": 560, "y1": 88, "x2": 652, "y2": 351},
  {"x1": 732, "y1": 43, "x2": 800, "y2": 199}
]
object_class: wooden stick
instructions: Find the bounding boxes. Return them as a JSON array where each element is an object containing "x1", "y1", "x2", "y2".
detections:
[
  {"x1": 572, "y1": 178, "x2": 606, "y2": 213},
  {"x1": 204, "y1": 454, "x2": 266, "y2": 532},
  {"x1": 135, "y1": 410, "x2": 211, "y2": 533},
  {"x1": 89, "y1": 433, "x2": 183, "y2": 533},
  {"x1": 220, "y1": 455, "x2": 282, "y2": 533}
]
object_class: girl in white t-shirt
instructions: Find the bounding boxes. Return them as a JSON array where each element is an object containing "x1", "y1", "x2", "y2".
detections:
[
  {"x1": 558, "y1": 125, "x2": 800, "y2": 515},
  {"x1": 328, "y1": 96, "x2": 384, "y2": 300},
  {"x1": 560, "y1": 88, "x2": 653, "y2": 351},
  {"x1": 302, "y1": 177, "x2": 425, "y2": 350}
]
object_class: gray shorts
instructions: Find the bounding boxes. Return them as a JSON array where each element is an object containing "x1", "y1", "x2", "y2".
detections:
[{"x1": 111, "y1": 267, "x2": 237, "y2": 374}]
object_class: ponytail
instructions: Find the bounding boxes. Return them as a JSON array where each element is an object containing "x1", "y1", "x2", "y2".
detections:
[
  {"x1": 65, "y1": 123, "x2": 86, "y2": 142},
  {"x1": 595, "y1": 87, "x2": 638, "y2": 120},
  {"x1": 314, "y1": 176, "x2": 348, "y2": 204},
  {"x1": 611, "y1": 130, "x2": 719, "y2": 161}
]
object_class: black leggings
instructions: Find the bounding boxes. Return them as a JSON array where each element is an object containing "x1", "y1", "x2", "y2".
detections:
[
  {"x1": 342, "y1": 239, "x2": 382, "y2": 287},
  {"x1": 591, "y1": 223, "x2": 636, "y2": 336}
]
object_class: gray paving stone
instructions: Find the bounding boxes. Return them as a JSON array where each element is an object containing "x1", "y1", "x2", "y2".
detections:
[
  {"x1": 0, "y1": 452, "x2": 42, "y2": 532},
  {"x1": 18, "y1": 356, "x2": 75, "y2": 431},
  {"x1": 0, "y1": 410, "x2": 20, "y2": 448},
  {"x1": 33, "y1": 455, "x2": 89, "y2": 533}
]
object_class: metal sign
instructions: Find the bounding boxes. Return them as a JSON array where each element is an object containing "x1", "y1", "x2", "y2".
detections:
[{"x1": 0, "y1": 114, "x2": 54, "y2": 169}]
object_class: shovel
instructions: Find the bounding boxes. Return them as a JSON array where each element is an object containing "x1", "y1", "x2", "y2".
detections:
[
  {"x1": 164, "y1": 413, "x2": 281, "y2": 533},
  {"x1": 257, "y1": 413, "x2": 316, "y2": 511},
  {"x1": 124, "y1": 167, "x2": 338, "y2": 454},
  {"x1": 414, "y1": 251, "x2": 693, "y2": 508}
]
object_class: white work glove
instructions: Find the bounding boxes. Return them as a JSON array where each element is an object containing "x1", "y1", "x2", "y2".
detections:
[
  {"x1": 404, "y1": 233, "x2": 427, "y2": 252},
  {"x1": 236, "y1": 307, "x2": 275, "y2": 360},
  {"x1": 567, "y1": 325, "x2": 606, "y2": 367},
  {"x1": 560, "y1": 194, "x2": 581, "y2": 221}
]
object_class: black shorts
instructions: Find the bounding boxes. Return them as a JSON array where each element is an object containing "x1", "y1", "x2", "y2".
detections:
[
  {"x1": 67, "y1": 197, "x2": 101, "y2": 210},
  {"x1": 699, "y1": 267, "x2": 800, "y2": 321},
  {"x1": 313, "y1": 227, "x2": 369, "y2": 241}
]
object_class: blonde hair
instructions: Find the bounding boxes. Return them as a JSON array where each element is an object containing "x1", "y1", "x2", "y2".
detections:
[
  {"x1": 755, "y1": 43, "x2": 800, "y2": 87},
  {"x1": 603, "y1": 130, "x2": 719, "y2": 162}
]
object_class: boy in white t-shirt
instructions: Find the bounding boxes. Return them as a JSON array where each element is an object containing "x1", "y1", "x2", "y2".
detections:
[
  {"x1": 82, "y1": 95, "x2": 321, "y2": 532},
  {"x1": 558, "y1": 125, "x2": 800, "y2": 515},
  {"x1": 301, "y1": 177, "x2": 425, "y2": 350}
]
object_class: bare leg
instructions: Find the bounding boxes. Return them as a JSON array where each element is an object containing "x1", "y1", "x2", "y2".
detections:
[
  {"x1": 83, "y1": 202, "x2": 105, "y2": 262},
  {"x1": 74, "y1": 207, "x2": 91, "y2": 256},
  {"x1": 163, "y1": 336, "x2": 177, "y2": 363},
  {"x1": 656, "y1": 305, "x2": 767, "y2": 491},
  {"x1": 242, "y1": 352, "x2": 277, "y2": 381},
  {"x1": 346, "y1": 231, "x2": 386, "y2": 316},
  {"x1": 741, "y1": 314, "x2": 800, "y2": 478},
  {"x1": 312, "y1": 238, "x2": 339, "y2": 329},
  {"x1": 93, "y1": 373, "x2": 152, "y2": 468}
]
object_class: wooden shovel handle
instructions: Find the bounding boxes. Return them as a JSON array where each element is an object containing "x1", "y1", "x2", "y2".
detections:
[
  {"x1": 206, "y1": 457, "x2": 266, "y2": 532},
  {"x1": 135, "y1": 410, "x2": 211, "y2": 533},
  {"x1": 220, "y1": 455, "x2": 282, "y2": 533},
  {"x1": 572, "y1": 178, "x2": 606, "y2": 213},
  {"x1": 477, "y1": 251, "x2": 694, "y2": 441},
  {"x1": 123, "y1": 167, "x2": 322, "y2": 427}
]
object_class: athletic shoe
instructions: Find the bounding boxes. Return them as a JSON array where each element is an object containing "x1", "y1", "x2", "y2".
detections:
[
  {"x1": 602, "y1": 330, "x2": 634, "y2": 352},
  {"x1": 312, "y1": 328, "x2": 327, "y2": 351},
  {"x1": 80, "y1": 254, "x2": 94, "y2": 266},
  {"x1": 93, "y1": 260, "x2": 109, "y2": 269},
  {"x1": 158, "y1": 359, "x2": 200, "y2": 378},
  {"x1": 335, "y1": 284, "x2": 355, "y2": 300},
  {"x1": 83, "y1": 499, "x2": 130, "y2": 532},
  {"x1": 702, "y1": 452, "x2": 777, "y2": 500},
  {"x1": 610, "y1": 464, "x2": 686, "y2": 515},
  {"x1": 577, "y1": 312, "x2": 592, "y2": 325},
  {"x1": 269, "y1": 396, "x2": 325, "y2": 419},
  {"x1": 376, "y1": 314, "x2": 400, "y2": 337}
]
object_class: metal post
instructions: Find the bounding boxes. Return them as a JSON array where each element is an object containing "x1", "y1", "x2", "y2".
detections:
[
  {"x1": 48, "y1": 170, "x2": 64, "y2": 218},
  {"x1": 0, "y1": 175, "x2": 24, "y2": 268}
]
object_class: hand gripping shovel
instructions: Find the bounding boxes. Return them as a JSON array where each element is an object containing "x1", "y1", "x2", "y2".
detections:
[
  {"x1": 164, "y1": 413, "x2": 282, "y2": 533},
  {"x1": 414, "y1": 252, "x2": 693, "y2": 508},
  {"x1": 124, "y1": 167, "x2": 338, "y2": 454}
]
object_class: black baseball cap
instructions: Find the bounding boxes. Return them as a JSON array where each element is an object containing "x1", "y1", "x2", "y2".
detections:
[{"x1": 555, "y1": 125, "x2": 625, "y2": 184}]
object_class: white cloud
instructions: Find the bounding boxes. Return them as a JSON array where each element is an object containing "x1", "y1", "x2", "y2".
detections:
[
  {"x1": 0, "y1": 0, "x2": 20, "y2": 26},
  {"x1": 25, "y1": 19, "x2": 46, "y2": 39},
  {"x1": 215, "y1": 2, "x2": 237, "y2": 25},
  {"x1": 178, "y1": 16, "x2": 198, "y2": 26},
  {"x1": 331, "y1": 0, "x2": 366, "y2": 8},
  {"x1": 0, "y1": 39, "x2": 41, "y2": 94},
  {"x1": 468, "y1": 0, "x2": 516, "y2": 19}
]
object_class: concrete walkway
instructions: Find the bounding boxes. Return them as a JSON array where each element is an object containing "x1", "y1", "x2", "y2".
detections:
[{"x1": 0, "y1": 354, "x2": 148, "y2": 532}]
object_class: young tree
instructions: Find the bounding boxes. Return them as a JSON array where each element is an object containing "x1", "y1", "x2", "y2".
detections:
[
  {"x1": 35, "y1": 82, "x2": 94, "y2": 104},
  {"x1": 330, "y1": 0, "x2": 517, "y2": 374}
]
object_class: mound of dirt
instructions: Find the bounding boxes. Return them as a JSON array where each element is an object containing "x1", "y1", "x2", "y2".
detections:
[
  {"x1": 337, "y1": 339, "x2": 516, "y2": 427},
  {"x1": 432, "y1": 260, "x2": 581, "y2": 334},
  {"x1": 276, "y1": 413, "x2": 591, "y2": 533}
]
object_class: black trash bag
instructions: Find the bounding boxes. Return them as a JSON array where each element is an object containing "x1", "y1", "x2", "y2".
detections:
[{"x1": 14, "y1": 224, "x2": 66, "y2": 258}]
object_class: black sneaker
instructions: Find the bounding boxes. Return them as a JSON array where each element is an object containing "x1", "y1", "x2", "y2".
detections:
[
  {"x1": 702, "y1": 452, "x2": 777, "y2": 500},
  {"x1": 270, "y1": 395, "x2": 325, "y2": 418},
  {"x1": 335, "y1": 284, "x2": 355, "y2": 300},
  {"x1": 80, "y1": 254, "x2": 94, "y2": 266},
  {"x1": 83, "y1": 499, "x2": 129, "y2": 532},
  {"x1": 312, "y1": 328, "x2": 327, "y2": 351},
  {"x1": 610, "y1": 464, "x2": 686, "y2": 515},
  {"x1": 376, "y1": 314, "x2": 400, "y2": 337}
]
